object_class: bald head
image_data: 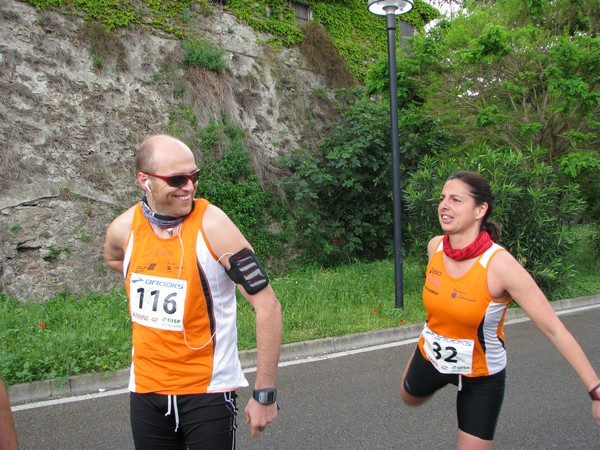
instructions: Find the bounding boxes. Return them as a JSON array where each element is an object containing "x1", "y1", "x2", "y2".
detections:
[{"x1": 136, "y1": 134, "x2": 195, "y2": 173}]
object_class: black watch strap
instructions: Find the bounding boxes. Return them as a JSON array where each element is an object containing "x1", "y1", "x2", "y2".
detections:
[
  {"x1": 253, "y1": 388, "x2": 277, "y2": 405},
  {"x1": 589, "y1": 383, "x2": 600, "y2": 401}
]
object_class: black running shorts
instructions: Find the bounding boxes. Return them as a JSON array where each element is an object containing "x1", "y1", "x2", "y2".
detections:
[
  {"x1": 130, "y1": 391, "x2": 238, "y2": 450},
  {"x1": 403, "y1": 347, "x2": 506, "y2": 440}
]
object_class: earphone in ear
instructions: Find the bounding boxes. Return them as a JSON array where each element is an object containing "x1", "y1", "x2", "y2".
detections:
[{"x1": 145, "y1": 181, "x2": 152, "y2": 193}]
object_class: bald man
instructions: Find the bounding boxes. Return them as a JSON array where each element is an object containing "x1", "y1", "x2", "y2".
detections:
[{"x1": 104, "y1": 134, "x2": 282, "y2": 449}]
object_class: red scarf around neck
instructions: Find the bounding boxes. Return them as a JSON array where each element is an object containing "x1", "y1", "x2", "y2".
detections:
[{"x1": 443, "y1": 230, "x2": 493, "y2": 261}]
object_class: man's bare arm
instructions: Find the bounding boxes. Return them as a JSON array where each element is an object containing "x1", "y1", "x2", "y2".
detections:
[{"x1": 103, "y1": 207, "x2": 135, "y2": 274}]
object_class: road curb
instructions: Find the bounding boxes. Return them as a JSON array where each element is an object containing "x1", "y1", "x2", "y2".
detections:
[{"x1": 9, "y1": 294, "x2": 600, "y2": 406}]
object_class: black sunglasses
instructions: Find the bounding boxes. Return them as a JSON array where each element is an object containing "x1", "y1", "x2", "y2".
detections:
[{"x1": 145, "y1": 169, "x2": 200, "y2": 187}]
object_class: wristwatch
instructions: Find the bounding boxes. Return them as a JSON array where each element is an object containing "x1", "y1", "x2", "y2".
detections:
[
  {"x1": 253, "y1": 388, "x2": 277, "y2": 405},
  {"x1": 589, "y1": 383, "x2": 600, "y2": 401}
]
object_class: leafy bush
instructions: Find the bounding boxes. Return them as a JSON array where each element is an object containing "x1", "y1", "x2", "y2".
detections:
[
  {"x1": 557, "y1": 150, "x2": 600, "y2": 222},
  {"x1": 195, "y1": 115, "x2": 285, "y2": 265},
  {"x1": 404, "y1": 145, "x2": 585, "y2": 290},
  {"x1": 182, "y1": 39, "x2": 228, "y2": 73},
  {"x1": 593, "y1": 226, "x2": 600, "y2": 255},
  {"x1": 279, "y1": 90, "x2": 452, "y2": 266}
]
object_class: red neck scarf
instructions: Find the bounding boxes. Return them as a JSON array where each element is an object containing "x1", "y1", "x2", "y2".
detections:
[{"x1": 443, "y1": 230, "x2": 493, "y2": 261}]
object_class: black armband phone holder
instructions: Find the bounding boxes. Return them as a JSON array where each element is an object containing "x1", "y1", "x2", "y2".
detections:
[{"x1": 225, "y1": 248, "x2": 269, "y2": 295}]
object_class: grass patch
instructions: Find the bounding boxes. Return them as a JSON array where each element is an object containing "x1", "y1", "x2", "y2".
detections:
[
  {"x1": 1, "y1": 227, "x2": 598, "y2": 386},
  {"x1": 0, "y1": 293, "x2": 131, "y2": 385},
  {"x1": 181, "y1": 39, "x2": 228, "y2": 73},
  {"x1": 238, "y1": 258, "x2": 427, "y2": 349},
  {"x1": 546, "y1": 224, "x2": 600, "y2": 300}
]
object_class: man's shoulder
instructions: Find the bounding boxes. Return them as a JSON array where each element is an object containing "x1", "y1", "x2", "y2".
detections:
[
  {"x1": 116, "y1": 204, "x2": 138, "y2": 224},
  {"x1": 107, "y1": 204, "x2": 138, "y2": 236}
]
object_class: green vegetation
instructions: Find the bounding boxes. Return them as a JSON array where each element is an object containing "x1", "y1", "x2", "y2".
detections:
[
  {"x1": 225, "y1": 0, "x2": 304, "y2": 49},
  {"x1": 310, "y1": 0, "x2": 438, "y2": 80},
  {"x1": 24, "y1": 0, "x2": 438, "y2": 81},
  {"x1": 26, "y1": 0, "x2": 210, "y2": 35},
  {"x1": 181, "y1": 39, "x2": 228, "y2": 73},
  {"x1": 551, "y1": 225, "x2": 600, "y2": 301},
  {"x1": 0, "y1": 293, "x2": 131, "y2": 385},
  {"x1": 164, "y1": 113, "x2": 289, "y2": 266},
  {"x1": 1, "y1": 225, "x2": 598, "y2": 386},
  {"x1": 195, "y1": 114, "x2": 287, "y2": 263},
  {"x1": 238, "y1": 258, "x2": 427, "y2": 350},
  {"x1": 558, "y1": 151, "x2": 600, "y2": 220},
  {"x1": 404, "y1": 145, "x2": 584, "y2": 291},
  {"x1": 279, "y1": 88, "x2": 451, "y2": 266},
  {"x1": 277, "y1": 0, "x2": 599, "y2": 284},
  {"x1": 225, "y1": 0, "x2": 439, "y2": 79},
  {"x1": 44, "y1": 246, "x2": 72, "y2": 261}
]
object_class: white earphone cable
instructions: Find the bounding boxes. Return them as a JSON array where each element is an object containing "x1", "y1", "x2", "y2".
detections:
[{"x1": 180, "y1": 232, "x2": 232, "y2": 351}]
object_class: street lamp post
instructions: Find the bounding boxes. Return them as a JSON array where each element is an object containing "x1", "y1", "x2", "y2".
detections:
[{"x1": 367, "y1": 0, "x2": 414, "y2": 309}]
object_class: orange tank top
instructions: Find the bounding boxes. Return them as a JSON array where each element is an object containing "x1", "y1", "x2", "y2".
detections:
[
  {"x1": 417, "y1": 239, "x2": 512, "y2": 377},
  {"x1": 123, "y1": 199, "x2": 248, "y2": 394}
]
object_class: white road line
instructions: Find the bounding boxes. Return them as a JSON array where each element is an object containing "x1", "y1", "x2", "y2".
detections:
[
  {"x1": 243, "y1": 337, "x2": 421, "y2": 374},
  {"x1": 12, "y1": 388, "x2": 129, "y2": 412}
]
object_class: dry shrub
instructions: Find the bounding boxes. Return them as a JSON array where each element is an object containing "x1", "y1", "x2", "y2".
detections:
[
  {"x1": 299, "y1": 22, "x2": 354, "y2": 88},
  {"x1": 159, "y1": 45, "x2": 185, "y2": 73},
  {"x1": 36, "y1": 10, "x2": 70, "y2": 37},
  {"x1": 245, "y1": 134, "x2": 288, "y2": 198},
  {"x1": 0, "y1": 48, "x2": 22, "y2": 77},
  {"x1": 0, "y1": 122, "x2": 44, "y2": 192},
  {"x1": 0, "y1": 148, "x2": 28, "y2": 192},
  {"x1": 0, "y1": 7, "x2": 20, "y2": 22},
  {"x1": 79, "y1": 21, "x2": 128, "y2": 71},
  {"x1": 186, "y1": 65, "x2": 226, "y2": 103},
  {"x1": 184, "y1": 66, "x2": 237, "y2": 128},
  {"x1": 0, "y1": 75, "x2": 46, "y2": 191},
  {"x1": 79, "y1": 152, "x2": 118, "y2": 190},
  {"x1": 47, "y1": 44, "x2": 74, "y2": 67},
  {"x1": 0, "y1": 79, "x2": 34, "y2": 103}
]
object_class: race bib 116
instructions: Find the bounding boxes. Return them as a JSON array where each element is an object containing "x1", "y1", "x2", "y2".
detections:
[{"x1": 129, "y1": 273, "x2": 187, "y2": 331}]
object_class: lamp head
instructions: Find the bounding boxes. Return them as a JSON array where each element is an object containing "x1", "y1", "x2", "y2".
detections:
[{"x1": 368, "y1": 0, "x2": 414, "y2": 15}]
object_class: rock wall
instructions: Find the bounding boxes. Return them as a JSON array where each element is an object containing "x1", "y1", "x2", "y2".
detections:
[{"x1": 0, "y1": 1, "x2": 338, "y2": 301}]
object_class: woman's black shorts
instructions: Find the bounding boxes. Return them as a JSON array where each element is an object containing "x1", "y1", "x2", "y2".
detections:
[{"x1": 403, "y1": 347, "x2": 506, "y2": 440}]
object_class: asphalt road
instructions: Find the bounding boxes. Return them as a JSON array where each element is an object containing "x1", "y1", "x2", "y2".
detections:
[{"x1": 13, "y1": 306, "x2": 600, "y2": 449}]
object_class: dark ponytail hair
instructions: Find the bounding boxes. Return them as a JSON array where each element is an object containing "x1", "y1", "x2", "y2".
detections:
[{"x1": 447, "y1": 170, "x2": 502, "y2": 242}]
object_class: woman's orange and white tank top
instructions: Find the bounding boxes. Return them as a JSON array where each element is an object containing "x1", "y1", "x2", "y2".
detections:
[
  {"x1": 417, "y1": 239, "x2": 513, "y2": 377},
  {"x1": 122, "y1": 199, "x2": 248, "y2": 394}
]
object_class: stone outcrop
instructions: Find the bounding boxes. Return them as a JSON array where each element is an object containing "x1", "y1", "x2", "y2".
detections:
[{"x1": 0, "y1": 1, "x2": 338, "y2": 300}]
